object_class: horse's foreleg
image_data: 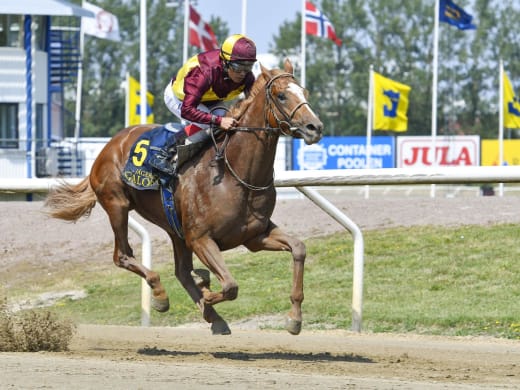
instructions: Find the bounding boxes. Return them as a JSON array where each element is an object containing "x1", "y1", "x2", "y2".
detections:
[
  {"x1": 105, "y1": 203, "x2": 169, "y2": 312},
  {"x1": 172, "y1": 236, "x2": 230, "y2": 335},
  {"x1": 244, "y1": 222, "x2": 306, "y2": 335}
]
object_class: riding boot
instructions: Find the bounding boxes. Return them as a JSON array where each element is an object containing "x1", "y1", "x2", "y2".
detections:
[
  {"x1": 148, "y1": 147, "x2": 176, "y2": 176},
  {"x1": 148, "y1": 129, "x2": 187, "y2": 182}
]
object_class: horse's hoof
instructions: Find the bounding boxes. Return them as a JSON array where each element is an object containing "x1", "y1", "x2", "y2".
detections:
[
  {"x1": 286, "y1": 317, "x2": 302, "y2": 335},
  {"x1": 192, "y1": 269, "x2": 210, "y2": 289},
  {"x1": 211, "y1": 318, "x2": 231, "y2": 335},
  {"x1": 151, "y1": 296, "x2": 170, "y2": 312}
]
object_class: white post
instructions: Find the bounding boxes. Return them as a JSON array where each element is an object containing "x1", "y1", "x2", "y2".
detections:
[
  {"x1": 140, "y1": 0, "x2": 147, "y2": 124},
  {"x1": 498, "y1": 60, "x2": 504, "y2": 196},
  {"x1": 300, "y1": 0, "x2": 306, "y2": 87},
  {"x1": 124, "y1": 72, "x2": 129, "y2": 127},
  {"x1": 128, "y1": 216, "x2": 152, "y2": 327},
  {"x1": 74, "y1": 30, "x2": 85, "y2": 141},
  {"x1": 183, "y1": 0, "x2": 189, "y2": 64},
  {"x1": 430, "y1": 0, "x2": 440, "y2": 198},
  {"x1": 295, "y1": 187, "x2": 364, "y2": 333},
  {"x1": 364, "y1": 66, "x2": 374, "y2": 198},
  {"x1": 241, "y1": 0, "x2": 247, "y2": 35},
  {"x1": 30, "y1": 19, "x2": 36, "y2": 178},
  {"x1": 72, "y1": 30, "x2": 85, "y2": 177}
]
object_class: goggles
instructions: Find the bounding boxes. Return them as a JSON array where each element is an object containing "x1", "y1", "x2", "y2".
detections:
[{"x1": 228, "y1": 61, "x2": 254, "y2": 73}]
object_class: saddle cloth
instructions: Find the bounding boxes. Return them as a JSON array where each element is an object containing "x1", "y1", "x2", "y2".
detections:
[
  {"x1": 121, "y1": 123, "x2": 184, "y2": 237},
  {"x1": 122, "y1": 123, "x2": 183, "y2": 190}
]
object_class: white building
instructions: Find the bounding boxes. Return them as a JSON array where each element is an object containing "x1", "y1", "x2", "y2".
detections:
[{"x1": 0, "y1": 1, "x2": 93, "y2": 179}]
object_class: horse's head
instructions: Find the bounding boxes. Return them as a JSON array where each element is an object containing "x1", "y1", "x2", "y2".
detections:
[{"x1": 261, "y1": 59, "x2": 323, "y2": 145}]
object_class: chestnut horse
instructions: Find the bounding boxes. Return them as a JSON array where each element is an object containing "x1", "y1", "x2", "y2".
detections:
[{"x1": 45, "y1": 59, "x2": 323, "y2": 335}]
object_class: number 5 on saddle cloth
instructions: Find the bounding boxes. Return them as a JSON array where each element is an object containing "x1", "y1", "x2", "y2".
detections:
[{"x1": 122, "y1": 123, "x2": 212, "y2": 190}]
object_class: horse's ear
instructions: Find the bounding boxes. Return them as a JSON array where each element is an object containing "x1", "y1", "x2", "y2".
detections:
[
  {"x1": 283, "y1": 58, "x2": 294, "y2": 74},
  {"x1": 260, "y1": 62, "x2": 269, "y2": 76}
]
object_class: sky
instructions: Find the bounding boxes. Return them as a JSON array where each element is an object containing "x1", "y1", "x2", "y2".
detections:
[{"x1": 193, "y1": 0, "x2": 302, "y2": 54}]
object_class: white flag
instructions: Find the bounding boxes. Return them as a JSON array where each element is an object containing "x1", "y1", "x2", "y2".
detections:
[{"x1": 81, "y1": 1, "x2": 121, "y2": 42}]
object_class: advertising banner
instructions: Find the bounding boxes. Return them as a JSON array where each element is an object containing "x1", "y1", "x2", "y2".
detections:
[
  {"x1": 481, "y1": 139, "x2": 520, "y2": 166},
  {"x1": 397, "y1": 136, "x2": 480, "y2": 168},
  {"x1": 292, "y1": 136, "x2": 395, "y2": 170}
]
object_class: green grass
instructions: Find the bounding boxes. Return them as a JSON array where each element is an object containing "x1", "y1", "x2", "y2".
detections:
[{"x1": 9, "y1": 224, "x2": 520, "y2": 339}]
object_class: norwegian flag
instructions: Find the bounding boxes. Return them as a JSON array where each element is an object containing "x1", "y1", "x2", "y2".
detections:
[
  {"x1": 189, "y1": 5, "x2": 219, "y2": 51},
  {"x1": 305, "y1": 1, "x2": 342, "y2": 46}
]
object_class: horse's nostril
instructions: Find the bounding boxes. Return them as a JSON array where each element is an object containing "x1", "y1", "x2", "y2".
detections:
[{"x1": 307, "y1": 122, "x2": 323, "y2": 133}]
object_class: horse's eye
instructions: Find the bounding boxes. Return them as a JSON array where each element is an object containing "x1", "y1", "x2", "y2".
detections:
[{"x1": 277, "y1": 93, "x2": 287, "y2": 102}]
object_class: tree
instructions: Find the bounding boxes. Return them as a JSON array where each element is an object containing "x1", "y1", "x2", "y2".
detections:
[
  {"x1": 69, "y1": 0, "x2": 520, "y2": 139},
  {"x1": 270, "y1": 0, "x2": 520, "y2": 139}
]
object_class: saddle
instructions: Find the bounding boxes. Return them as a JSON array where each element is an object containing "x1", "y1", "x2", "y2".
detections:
[
  {"x1": 121, "y1": 124, "x2": 211, "y2": 190},
  {"x1": 121, "y1": 123, "x2": 213, "y2": 238}
]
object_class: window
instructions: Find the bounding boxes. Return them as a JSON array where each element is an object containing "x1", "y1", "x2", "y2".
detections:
[
  {"x1": 0, "y1": 15, "x2": 22, "y2": 48},
  {"x1": 0, "y1": 15, "x2": 46, "y2": 49},
  {"x1": 0, "y1": 103, "x2": 19, "y2": 148}
]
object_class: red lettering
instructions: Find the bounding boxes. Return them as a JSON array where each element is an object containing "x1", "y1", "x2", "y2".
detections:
[
  {"x1": 404, "y1": 147, "x2": 430, "y2": 166},
  {"x1": 403, "y1": 144, "x2": 475, "y2": 167},
  {"x1": 437, "y1": 146, "x2": 450, "y2": 165},
  {"x1": 453, "y1": 147, "x2": 472, "y2": 165}
]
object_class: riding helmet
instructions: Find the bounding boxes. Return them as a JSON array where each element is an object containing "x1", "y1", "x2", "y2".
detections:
[{"x1": 220, "y1": 34, "x2": 257, "y2": 62}]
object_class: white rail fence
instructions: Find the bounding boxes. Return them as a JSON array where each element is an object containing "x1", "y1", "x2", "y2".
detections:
[{"x1": 1, "y1": 166, "x2": 520, "y2": 332}]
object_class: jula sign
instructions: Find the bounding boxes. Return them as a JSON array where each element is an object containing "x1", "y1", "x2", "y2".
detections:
[{"x1": 397, "y1": 136, "x2": 480, "y2": 168}]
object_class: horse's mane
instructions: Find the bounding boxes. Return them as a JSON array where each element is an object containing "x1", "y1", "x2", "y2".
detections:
[{"x1": 229, "y1": 69, "x2": 273, "y2": 120}]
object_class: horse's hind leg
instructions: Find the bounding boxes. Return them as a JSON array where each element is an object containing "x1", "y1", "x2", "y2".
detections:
[
  {"x1": 171, "y1": 236, "x2": 231, "y2": 335},
  {"x1": 244, "y1": 222, "x2": 306, "y2": 335},
  {"x1": 102, "y1": 199, "x2": 170, "y2": 312}
]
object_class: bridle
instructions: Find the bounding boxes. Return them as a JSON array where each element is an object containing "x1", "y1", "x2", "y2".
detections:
[
  {"x1": 264, "y1": 72, "x2": 311, "y2": 135},
  {"x1": 211, "y1": 72, "x2": 312, "y2": 191}
]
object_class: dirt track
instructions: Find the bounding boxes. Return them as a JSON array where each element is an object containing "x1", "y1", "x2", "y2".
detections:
[
  {"x1": 1, "y1": 193, "x2": 520, "y2": 388},
  {"x1": 1, "y1": 325, "x2": 519, "y2": 389}
]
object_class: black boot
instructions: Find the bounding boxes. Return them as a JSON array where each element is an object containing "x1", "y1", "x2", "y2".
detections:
[
  {"x1": 148, "y1": 147, "x2": 176, "y2": 176},
  {"x1": 148, "y1": 129, "x2": 187, "y2": 185}
]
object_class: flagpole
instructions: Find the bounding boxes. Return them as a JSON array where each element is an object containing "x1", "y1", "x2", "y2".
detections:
[
  {"x1": 140, "y1": 0, "x2": 148, "y2": 124},
  {"x1": 183, "y1": 0, "x2": 189, "y2": 64},
  {"x1": 241, "y1": 0, "x2": 247, "y2": 35},
  {"x1": 366, "y1": 66, "x2": 374, "y2": 170},
  {"x1": 71, "y1": 27, "x2": 85, "y2": 176},
  {"x1": 125, "y1": 72, "x2": 129, "y2": 127},
  {"x1": 74, "y1": 29, "x2": 84, "y2": 141},
  {"x1": 430, "y1": 0, "x2": 440, "y2": 198},
  {"x1": 498, "y1": 59, "x2": 504, "y2": 196},
  {"x1": 300, "y1": 0, "x2": 306, "y2": 87},
  {"x1": 365, "y1": 65, "x2": 374, "y2": 199}
]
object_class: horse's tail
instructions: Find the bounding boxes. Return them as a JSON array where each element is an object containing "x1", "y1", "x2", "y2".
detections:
[{"x1": 44, "y1": 176, "x2": 97, "y2": 222}]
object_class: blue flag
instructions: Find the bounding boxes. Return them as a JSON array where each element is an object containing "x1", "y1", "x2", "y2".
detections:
[{"x1": 439, "y1": 0, "x2": 476, "y2": 30}]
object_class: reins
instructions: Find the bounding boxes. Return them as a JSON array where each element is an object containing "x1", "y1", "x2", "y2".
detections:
[
  {"x1": 209, "y1": 123, "x2": 274, "y2": 191},
  {"x1": 209, "y1": 72, "x2": 310, "y2": 191}
]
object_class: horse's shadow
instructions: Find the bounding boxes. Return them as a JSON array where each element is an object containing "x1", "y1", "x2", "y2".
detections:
[{"x1": 138, "y1": 347, "x2": 373, "y2": 364}]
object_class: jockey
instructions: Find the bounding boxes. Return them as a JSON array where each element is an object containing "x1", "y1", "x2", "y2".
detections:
[{"x1": 149, "y1": 34, "x2": 257, "y2": 176}]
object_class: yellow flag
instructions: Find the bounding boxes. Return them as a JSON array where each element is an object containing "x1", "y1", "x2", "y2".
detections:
[
  {"x1": 128, "y1": 75, "x2": 154, "y2": 125},
  {"x1": 503, "y1": 72, "x2": 520, "y2": 129},
  {"x1": 373, "y1": 72, "x2": 411, "y2": 132}
]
